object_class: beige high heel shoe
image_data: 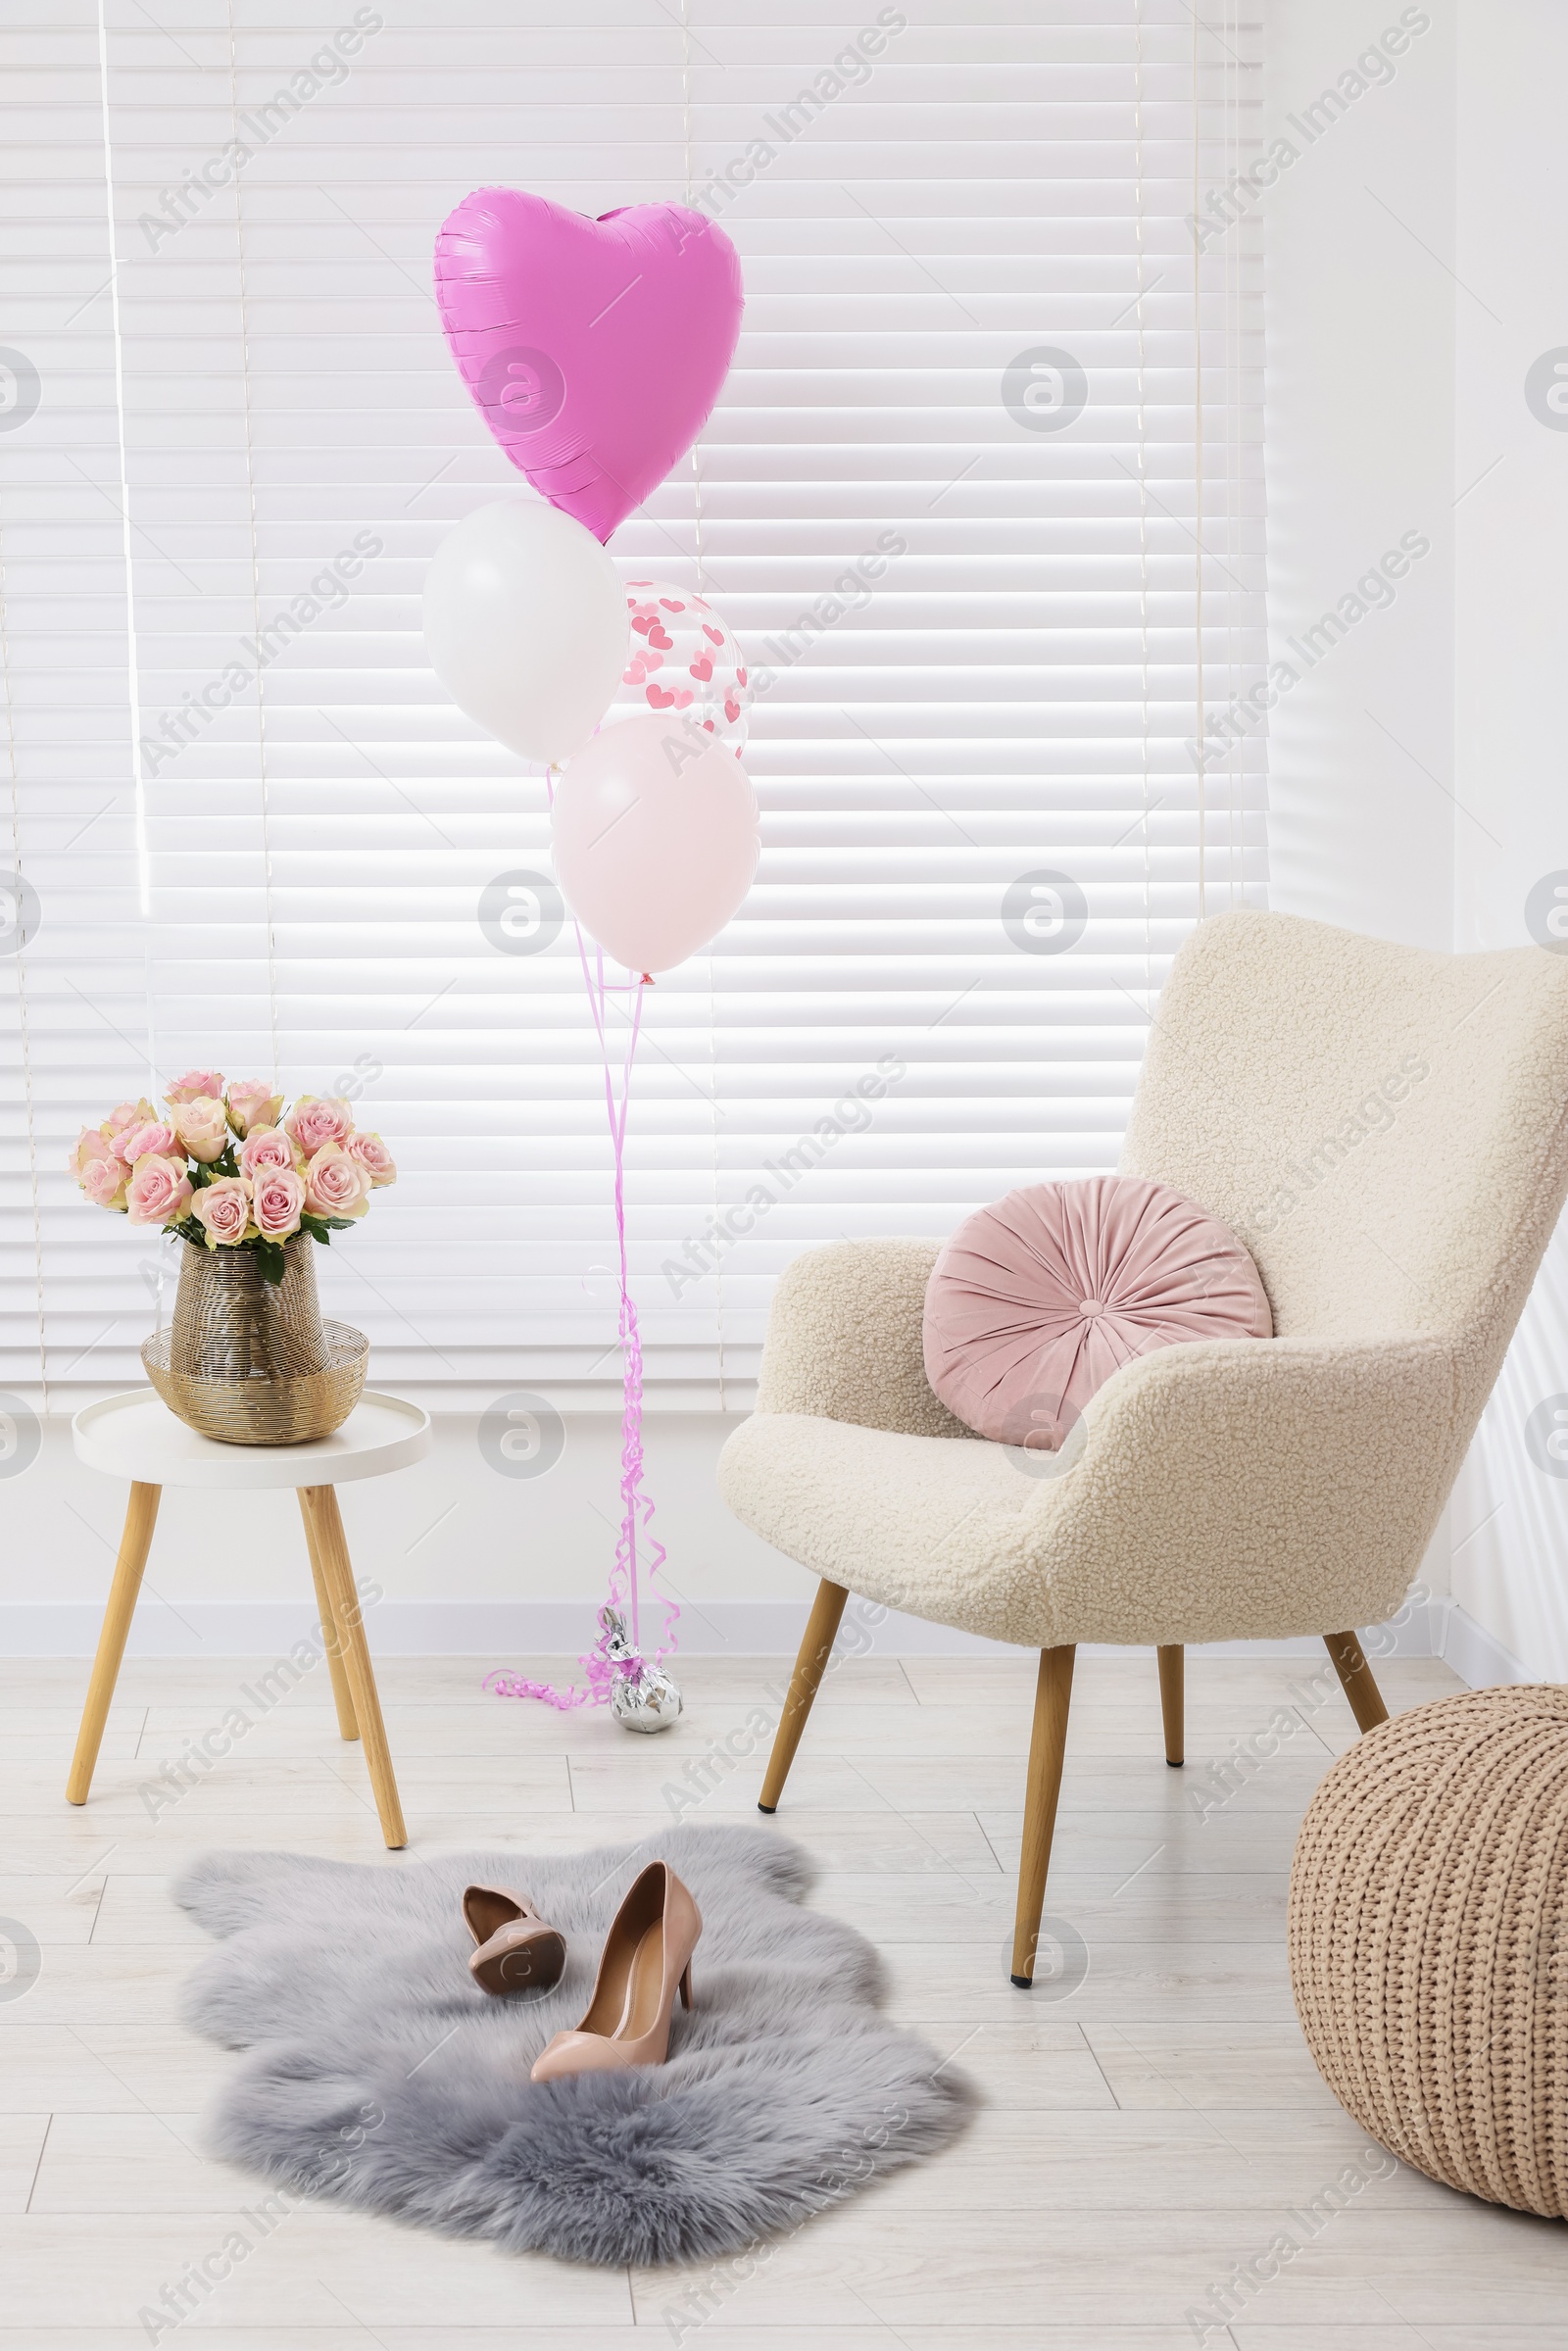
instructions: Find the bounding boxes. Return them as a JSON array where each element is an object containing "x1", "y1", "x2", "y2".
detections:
[
  {"x1": 530, "y1": 1861, "x2": 702, "y2": 2082},
  {"x1": 463, "y1": 1884, "x2": 566, "y2": 1996}
]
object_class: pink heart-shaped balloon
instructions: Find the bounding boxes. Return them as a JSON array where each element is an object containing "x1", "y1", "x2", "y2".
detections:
[{"x1": 434, "y1": 189, "x2": 745, "y2": 544}]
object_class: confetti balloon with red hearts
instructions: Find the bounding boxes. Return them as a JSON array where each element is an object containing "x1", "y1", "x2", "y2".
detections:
[{"x1": 608, "y1": 579, "x2": 751, "y2": 755}]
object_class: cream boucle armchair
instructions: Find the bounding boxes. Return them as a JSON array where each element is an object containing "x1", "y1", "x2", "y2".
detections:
[{"x1": 718, "y1": 910, "x2": 1568, "y2": 1983}]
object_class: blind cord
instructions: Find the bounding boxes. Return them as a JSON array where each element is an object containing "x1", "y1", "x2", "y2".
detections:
[
  {"x1": 1135, "y1": 0, "x2": 1152, "y2": 1011},
  {"x1": 95, "y1": 0, "x2": 151, "y2": 935},
  {"x1": 96, "y1": 0, "x2": 165, "y2": 1346},
  {"x1": 0, "y1": 510, "x2": 47, "y2": 1410},
  {"x1": 226, "y1": 0, "x2": 283, "y2": 1094},
  {"x1": 681, "y1": 0, "x2": 727, "y2": 1414},
  {"x1": 1192, "y1": 0, "x2": 1206, "y2": 920}
]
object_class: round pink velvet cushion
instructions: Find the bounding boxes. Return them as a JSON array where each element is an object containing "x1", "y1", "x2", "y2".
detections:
[{"x1": 923, "y1": 1175, "x2": 1272, "y2": 1450}]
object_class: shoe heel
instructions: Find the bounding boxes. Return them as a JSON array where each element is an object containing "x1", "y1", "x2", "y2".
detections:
[{"x1": 529, "y1": 1863, "x2": 702, "y2": 2083}]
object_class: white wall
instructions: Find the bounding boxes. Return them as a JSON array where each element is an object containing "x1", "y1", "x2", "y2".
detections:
[
  {"x1": 1262, "y1": 0, "x2": 1455, "y2": 954},
  {"x1": 1, "y1": 1408, "x2": 833, "y2": 1657},
  {"x1": 1446, "y1": 0, "x2": 1568, "y2": 1681},
  {"x1": 1264, "y1": 0, "x2": 1568, "y2": 1679}
]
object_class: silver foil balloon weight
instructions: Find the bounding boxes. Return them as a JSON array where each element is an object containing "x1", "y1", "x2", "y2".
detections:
[{"x1": 601, "y1": 1606, "x2": 683, "y2": 1735}]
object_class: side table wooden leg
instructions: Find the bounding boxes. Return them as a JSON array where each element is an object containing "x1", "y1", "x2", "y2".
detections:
[
  {"x1": 68, "y1": 1482, "x2": 161, "y2": 1806},
  {"x1": 297, "y1": 1491, "x2": 359, "y2": 1742},
  {"x1": 299, "y1": 1485, "x2": 406, "y2": 1848}
]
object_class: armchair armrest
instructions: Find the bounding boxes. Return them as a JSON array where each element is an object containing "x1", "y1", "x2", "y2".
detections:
[
  {"x1": 1025, "y1": 1332, "x2": 1460, "y2": 1645},
  {"x1": 744, "y1": 1247, "x2": 1459, "y2": 1647},
  {"x1": 754, "y1": 1240, "x2": 970, "y2": 1439}
]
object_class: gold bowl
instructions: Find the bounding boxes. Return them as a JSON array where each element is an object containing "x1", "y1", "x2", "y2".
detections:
[{"x1": 142, "y1": 1319, "x2": 368, "y2": 1445}]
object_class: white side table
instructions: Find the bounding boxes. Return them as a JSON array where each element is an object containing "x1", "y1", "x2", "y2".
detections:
[{"x1": 68, "y1": 1389, "x2": 431, "y2": 1849}]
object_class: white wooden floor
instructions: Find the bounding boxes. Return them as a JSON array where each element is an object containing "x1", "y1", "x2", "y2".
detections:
[{"x1": 4, "y1": 1642, "x2": 1567, "y2": 2350}]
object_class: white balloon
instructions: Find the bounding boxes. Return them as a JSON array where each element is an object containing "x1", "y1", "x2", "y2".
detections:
[{"x1": 422, "y1": 501, "x2": 628, "y2": 764}]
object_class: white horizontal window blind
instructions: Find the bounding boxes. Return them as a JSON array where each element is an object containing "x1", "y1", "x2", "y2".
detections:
[{"x1": 0, "y1": 1, "x2": 1264, "y2": 1412}]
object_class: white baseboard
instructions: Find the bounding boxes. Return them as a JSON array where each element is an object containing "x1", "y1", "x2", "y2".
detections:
[
  {"x1": 1436, "y1": 1598, "x2": 1531, "y2": 1689},
  {"x1": 0, "y1": 1596, "x2": 1447, "y2": 1662},
  {"x1": 0, "y1": 1600, "x2": 1018, "y2": 1660}
]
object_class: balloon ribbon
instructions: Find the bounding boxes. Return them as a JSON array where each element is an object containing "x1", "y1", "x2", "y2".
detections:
[{"x1": 486, "y1": 894, "x2": 679, "y2": 1710}]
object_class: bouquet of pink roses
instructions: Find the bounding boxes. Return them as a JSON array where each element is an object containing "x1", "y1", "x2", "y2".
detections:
[{"x1": 69, "y1": 1068, "x2": 396, "y2": 1285}]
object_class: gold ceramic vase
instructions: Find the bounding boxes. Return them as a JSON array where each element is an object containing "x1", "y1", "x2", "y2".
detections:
[{"x1": 142, "y1": 1238, "x2": 368, "y2": 1445}]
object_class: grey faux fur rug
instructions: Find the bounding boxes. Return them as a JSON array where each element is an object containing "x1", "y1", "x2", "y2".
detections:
[{"x1": 174, "y1": 1824, "x2": 974, "y2": 2267}]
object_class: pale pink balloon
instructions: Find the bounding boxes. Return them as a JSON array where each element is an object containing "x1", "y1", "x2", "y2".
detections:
[{"x1": 552, "y1": 713, "x2": 759, "y2": 974}]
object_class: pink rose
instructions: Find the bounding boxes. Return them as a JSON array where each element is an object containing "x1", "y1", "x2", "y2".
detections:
[
  {"x1": 347, "y1": 1131, "x2": 397, "y2": 1188},
  {"x1": 114, "y1": 1118, "x2": 182, "y2": 1166},
  {"x1": 304, "y1": 1142, "x2": 369, "y2": 1220},
  {"x1": 190, "y1": 1175, "x2": 253, "y2": 1248},
  {"x1": 237, "y1": 1124, "x2": 301, "y2": 1181},
  {"x1": 125, "y1": 1153, "x2": 194, "y2": 1228},
  {"x1": 171, "y1": 1097, "x2": 230, "y2": 1164},
  {"x1": 225, "y1": 1079, "x2": 283, "y2": 1138},
  {"x1": 105, "y1": 1097, "x2": 156, "y2": 1139},
  {"x1": 284, "y1": 1096, "x2": 355, "y2": 1156},
  {"x1": 251, "y1": 1163, "x2": 305, "y2": 1242},
  {"x1": 165, "y1": 1068, "x2": 224, "y2": 1105},
  {"x1": 69, "y1": 1124, "x2": 117, "y2": 1179},
  {"x1": 79, "y1": 1154, "x2": 129, "y2": 1210}
]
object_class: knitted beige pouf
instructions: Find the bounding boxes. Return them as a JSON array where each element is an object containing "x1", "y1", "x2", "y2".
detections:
[{"x1": 1289, "y1": 1685, "x2": 1568, "y2": 2217}]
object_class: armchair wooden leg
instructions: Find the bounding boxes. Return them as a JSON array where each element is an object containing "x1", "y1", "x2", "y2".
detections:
[
  {"x1": 1324, "y1": 1632, "x2": 1390, "y2": 1734},
  {"x1": 759, "y1": 1579, "x2": 849, "y2": 1814},
  {"x1": 1157, "y1": 1643, "x2": 1184, "y2": 1766},
  {"x1": 1010, "y1": 1644, "x2": 1076, "y2": 1987}
]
